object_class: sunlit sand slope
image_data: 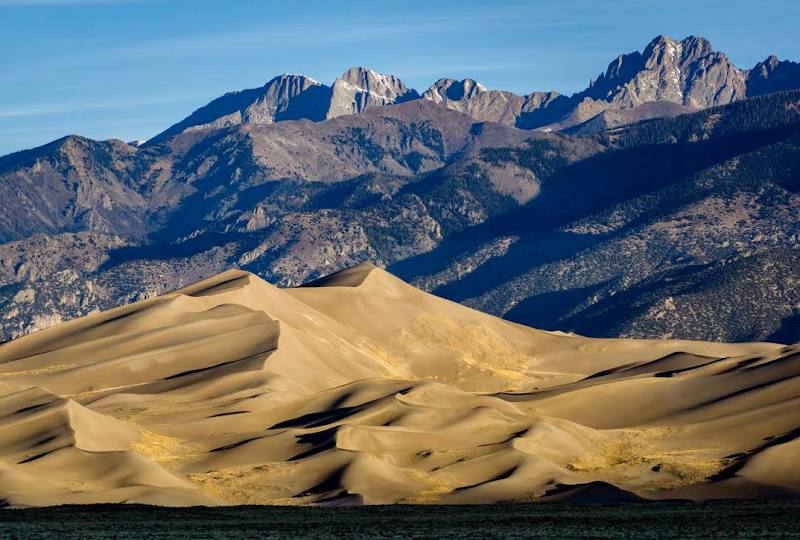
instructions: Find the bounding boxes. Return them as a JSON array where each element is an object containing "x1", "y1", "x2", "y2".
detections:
[{"x1": 0, "y1": 264, "x2": 797, "y2": 506}]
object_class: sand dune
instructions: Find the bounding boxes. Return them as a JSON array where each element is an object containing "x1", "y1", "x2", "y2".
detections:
[{"x1": 0, "y1": 263, "x2": 797, "y2": 506}]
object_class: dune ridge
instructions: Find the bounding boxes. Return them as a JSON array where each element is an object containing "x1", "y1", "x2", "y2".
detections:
[{"x1": 0, "y1": 263, "x2": 797, "y2": 506}]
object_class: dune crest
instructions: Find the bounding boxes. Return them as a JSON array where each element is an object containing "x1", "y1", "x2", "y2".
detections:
[{"x1": 0, "y1": 266, "x2": 797, "y2": 506}]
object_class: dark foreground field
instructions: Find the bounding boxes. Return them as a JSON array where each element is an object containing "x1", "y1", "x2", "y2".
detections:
[{"x1": 1, "y1": 501, "x2": 800, "y2": 539}]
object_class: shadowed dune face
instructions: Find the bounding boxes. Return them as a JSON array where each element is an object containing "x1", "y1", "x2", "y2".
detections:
[{"x1": 0, "y1": 265, "x2": 797, "y2": 506}]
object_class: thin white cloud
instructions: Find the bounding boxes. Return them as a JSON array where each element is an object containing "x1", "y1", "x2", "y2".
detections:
[
  {"x1": 93, "y1": 6, "x2": 549, "y2": 60},
  {"x1": 0, "y1": 0, "x2": 148, "y2": 5},
  {"x1": 0, "y1": 94, "x2": 207, "y2": 118}
]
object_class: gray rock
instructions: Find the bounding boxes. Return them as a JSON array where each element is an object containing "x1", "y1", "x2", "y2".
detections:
[
  {"x1": 326, "y1": 67, "x2": 419, "y2": 119},
  {"x1": 150, "y1": 73, "x2": 328, "y2": 142},
  {"x1": 147, "y1": 35, "x2": 800, "y2": 141}
]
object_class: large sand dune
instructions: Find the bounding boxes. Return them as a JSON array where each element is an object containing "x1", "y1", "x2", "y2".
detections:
[{"x1": 0, "y1": 264, "x2": 797, "y2": 506}]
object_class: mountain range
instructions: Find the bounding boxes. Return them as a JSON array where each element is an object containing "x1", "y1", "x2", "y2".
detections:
[
  {"x1": 1, "y1": 34, "x2": 800, "y2": 344},
  {"x1": 149, "y1": 34, "x2": 800, "y2": 139}
]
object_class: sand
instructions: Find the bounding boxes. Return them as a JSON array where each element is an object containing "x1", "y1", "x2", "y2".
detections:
[{"x1": 0, "y1": 263, "x2": 797, "y2": 506}]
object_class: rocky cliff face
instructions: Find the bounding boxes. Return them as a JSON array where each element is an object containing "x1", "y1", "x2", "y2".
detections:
[
  {"x1": 583, "y1": 35, "x2": 746, "y2": 109},
  {"x1": 547, "y1": 35, "x2": 746, "y2": 128},
  {"x1": 326, "y1": 67, "x2": 419, "y2": 119},
  {"x1": 423, "y1": 78, "x2": 521, "y2": 125},
  {"x1": 149, "y1": 74, "x2": 326, "y2": 143}
]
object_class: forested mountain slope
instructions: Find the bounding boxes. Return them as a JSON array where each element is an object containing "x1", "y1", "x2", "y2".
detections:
[{"x1": 1, "y1": 87, "x2": 799, "y2": 343}]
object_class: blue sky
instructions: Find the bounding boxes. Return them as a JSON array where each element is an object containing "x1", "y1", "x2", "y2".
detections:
[{"x1": 0, "y1": 0, "x2": 798, "y2": 156}]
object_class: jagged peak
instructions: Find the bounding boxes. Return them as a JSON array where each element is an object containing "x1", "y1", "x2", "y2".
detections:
[
  {"x1": 753, "y1": 54, "x2": 784, "y2": 71},
  {"x1": 137, "y1": 35, "x2": 796, "y2": 146},
  {"x1": 648, "y1": 34, "x2": 678, "y2": 46},
  {"x1": 433, "y1": 77, "x2": 487, "y2": 89},
  {"x1": 602, "y1": 50, "x2": 642, "y2": 80},
  {"x1": 642, "y1": 34, "x2": 717, "y2": 63},
  {"x1": 641, "y1": 34, "x2": 680, "y2": 57},
  {"x1": 340, "y1": 66, "x2": 381, "y2": 79},
  {"x1": 681, "y1": 35, "x2": 716, "y2": 60},
  {"x1": 746, "y1": 54, "x2": 800, "y2": 96},
  {"x1": 645, "y1": 33, "x2": 711, "y2": 50},
  {"x1": 599, "y1": 34, "x2": 720, "y2": 81},
  {"x1": 262, "y1": 73, "x2": 322, "y2": 96},
  {"x1": 265, "y1": 73, "x2": 322, "y2": 87},
  {"x1": 425, "y1": 78, "x2": 492, "y2": 101},
  {"x1": 625, "y1": 34, "x2": 713, "y2": 58},
  {"x1": 337, "y1": 66, "x2": 413, "y2": 98},
  {"x1": 681, "y1": 35, "x2": 712, "y2": 47}
]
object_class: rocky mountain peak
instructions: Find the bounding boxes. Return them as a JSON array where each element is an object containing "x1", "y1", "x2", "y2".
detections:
[
  {"x1": 240, "y1": 73, "x2": 324, "y2": 123},
  {"x1": 338, "y1": 67, "x2": 415, "y2": 101},
  {"x1": 642, "y1": 35, "x2": 713, "y2": 64},
  {"x1": 420, "y1": 78, "x2": 529, "y2": 125},
  {"x1": 643, "y1": 33, "x2": 678, "y2": 53},
  {"x1": 326, "y1": 67, "x2": 419, "y2": 119},
  {"x1": 147, "y1": 71, "x2": 329, "y2": 142},
  {"x1": 680, "y1": 35, "x2": 714, "y2": 60},
  {"x1": 642, "y1": 34, "x2": 680, "y2": 69},
  {"x1": 424, "y1": 78, "x2": 490, "y2": 103},
  {"x1": 764, "y1": 54, "x2": 780, "y2": 69},
  {"x1": 747, "y1": 55, "x2": 800, "y2": 96},
  {"x1": 753, "y1": 54, "x2": 795, "y2": 75},
  {"x1": 145, "y1": 34, "x2": 800, "y2": 143},
  {"x1": 599, "y1": 51, "x2": 643, "y2": 87},
  {"x1": 582, "y1": 34, "x2": 746, "y2": 110},
  {"x1": 264, "y1": 73, "x2": 320, "y2": 94}
]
